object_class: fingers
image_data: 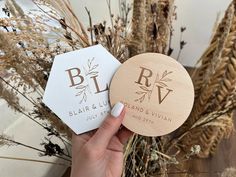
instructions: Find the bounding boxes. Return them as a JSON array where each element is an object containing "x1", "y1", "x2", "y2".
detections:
[
  {"x1": 88, "y1": 102, "x2": 125, "y2": 150},
  {"x1": 117, "y1": 127, "x2": 134, "y2": 145}
]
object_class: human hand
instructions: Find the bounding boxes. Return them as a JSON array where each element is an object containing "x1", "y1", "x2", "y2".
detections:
[{"x1": 70, "y1": 102, "x2": 133, "y2": 177}]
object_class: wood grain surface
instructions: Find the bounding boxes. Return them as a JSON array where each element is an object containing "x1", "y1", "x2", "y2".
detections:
[{"x1": 109, "y1": 53, "x2": 194, "y2": 136}]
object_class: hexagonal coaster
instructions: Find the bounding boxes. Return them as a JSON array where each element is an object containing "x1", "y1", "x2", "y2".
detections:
[
  {"x1": 109, "y1": 53, "x2": 194, "y2": 137},
  {"x1": 43, "y1": 45, "x2": 120, "y2": 134}
]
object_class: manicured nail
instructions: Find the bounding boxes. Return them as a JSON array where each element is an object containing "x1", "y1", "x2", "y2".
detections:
[{"x1": 111, "y1": 102, "x2": 124, "y2": 118}]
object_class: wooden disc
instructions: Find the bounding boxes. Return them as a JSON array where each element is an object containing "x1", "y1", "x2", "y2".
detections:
[{"x1": 109, "y1": 53, "x2": 194, "y2": 136}]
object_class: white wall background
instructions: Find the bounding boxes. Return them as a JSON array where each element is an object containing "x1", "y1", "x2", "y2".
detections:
[
  {"x1": 70, "y1": 0, "x2": 232, "y2": 66},
  {"x1": 1, "y1": 0, "x2": 233, "y2": 70}
]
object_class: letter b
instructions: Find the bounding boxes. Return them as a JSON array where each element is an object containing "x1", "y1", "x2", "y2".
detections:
[{"x1": 65, "y1": 67, "x2": 84, "y2": 87}]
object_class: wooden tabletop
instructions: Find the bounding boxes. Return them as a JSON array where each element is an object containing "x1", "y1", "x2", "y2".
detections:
[{"x1": 157, "y1": 114, "x2": 236, "y2": 177}]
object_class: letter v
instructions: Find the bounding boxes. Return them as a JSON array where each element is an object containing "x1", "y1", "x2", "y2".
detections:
[{"x1": 156, "y1": 86, "x2": 173, "y2": 104}]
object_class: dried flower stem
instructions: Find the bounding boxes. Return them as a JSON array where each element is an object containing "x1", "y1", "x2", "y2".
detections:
[
  {"x1": 20, "y1": 110, "x2": 72, "y2": 155},
  {"x1": 176, "y1": 32, "x2": 183, "y2": 60},
  {"x1": 59, "y1": 137, "x2": 70, "y2": 156},
  {"x1": 16, "y1": 107, "x2": 46, "y2": 130},
  {"x1": 2, "y1": 97, "x2": 71, "y2": 154},
  {"x1": 85, "y1": 7, "x2": 93, "y2": 45},
  {"x1": 32, "y1": 0, "x2": 90, "y2": 46},
  {"x1": 0, "y1": 76, "x2": 36, "y2": 106},
  {"x1": 106, "y1": 0, "x2": 114, "y2": 31},
  {"x1": 0, "y1": 156, "x2": 70, "y2": 166},
  {"x1": 166, "y1": 96, "x2": 236, "y2": 153},
  {"x1": 16, "y1": 108, "x2": 71, "y2": 152},
  {"x1": 167, "y1": 26, "x2": 174, "y2": 56},
  {"x1": 155, "y1": 170, "x2": 224, "y2": 175},
  {"x1": 1, "y1": 137, "x2": 71, "y2": 162},
  {"x1": 151, "y1": 149, "x2": 173, "y2": 160},
  {"x1": 177, "y1": 27, "x2": 187, "y2": 61},
  {"x1": 63, "y1": 0, "x2": 88, "y2": 39}
]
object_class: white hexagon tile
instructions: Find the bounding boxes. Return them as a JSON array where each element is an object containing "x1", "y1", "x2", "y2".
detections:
[{"x1": 43, "y1": 45, "x2": 120, "y2": 134}]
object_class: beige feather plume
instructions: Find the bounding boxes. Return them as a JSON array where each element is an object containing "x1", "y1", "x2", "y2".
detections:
[{"x1": 179, "y1": 0, "x2": 236, "y2": 157}]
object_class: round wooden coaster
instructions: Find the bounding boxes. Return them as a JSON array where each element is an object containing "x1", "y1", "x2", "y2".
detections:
[{"x1": 109, "y1": 53, "x2": 194, "y2": 136}]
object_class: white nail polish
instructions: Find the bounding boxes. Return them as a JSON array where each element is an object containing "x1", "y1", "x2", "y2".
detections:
[{"x1": 111, "y1": 102, "x2": 124, "y2": 118}]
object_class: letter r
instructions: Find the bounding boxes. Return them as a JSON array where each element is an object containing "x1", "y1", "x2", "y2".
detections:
[{"x1": 135, "y1": 67, "x2": 153, "y2": 87}]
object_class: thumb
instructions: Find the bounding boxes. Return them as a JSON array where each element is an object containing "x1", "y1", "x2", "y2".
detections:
[{"x1": 88, "y1": 102, "x2": 125, "y2": 150}]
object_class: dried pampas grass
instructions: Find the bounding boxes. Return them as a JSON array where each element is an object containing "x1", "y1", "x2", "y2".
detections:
[
  {"x1": 129, "y1": 0, "x2": 175, "y2": 56},
  {"x1": 221, "y1": 167, "x2": 236, "y2": 177},
  {"x1": 123, "y1": 0, "x2": 236, "y2": 176},
  {"x1": 178, "y1": 0, "x2": 236, "y2": 158}
]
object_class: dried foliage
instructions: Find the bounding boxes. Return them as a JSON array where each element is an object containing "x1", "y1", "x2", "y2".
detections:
[
  {"x1": 0, "y1": 78, "x2": 22, "y2": 111},
  {"x1": 0, "y1": 0, "x2": 236, "y2": 176},
  {"x1": 86, "y1": 2, "x2": 131, "y2": 62},
  {"x1": 129, "y1": 0, "x2": 175, "y2": 56},
  {"x1": 0, "y1": 134, "x2": 15, "y2": 147},
  {"x1": 221, "y1": 167, "x2": 236, "y2": 177},
  {"x1": 33, "y1": 0, "x2": 90, "y2": 47},
  {"x1": 0, "y1": 0, "x2": 77, "y2": 165},
  {"x1": 0, "y1": 0, "x2": 74, "y2": 139},
  {"x1": 177, "y1": 0, "x2": 236, "y2": 158},
  {"x1": 0, "y1": 0, "x2": 130, "y2": 167},
  {"x1": 123, "y1": 0, "x2": 236, "y2": 176}
]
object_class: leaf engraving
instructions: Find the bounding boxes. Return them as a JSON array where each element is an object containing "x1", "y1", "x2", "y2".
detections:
[
  {"x1": 74, "y1": 57, "x2": 99, "y2": 103},
  {"x1": 134, "y1": 70, "x2": 173, "y2": 103}
]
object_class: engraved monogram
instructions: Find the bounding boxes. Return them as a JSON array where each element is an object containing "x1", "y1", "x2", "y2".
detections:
[
  {"x1": 134, "y1": 67, "x2": 173, "y2": 104},
  {"x1": 65, "y1": 57, "x2": 108, "y2": 103}
]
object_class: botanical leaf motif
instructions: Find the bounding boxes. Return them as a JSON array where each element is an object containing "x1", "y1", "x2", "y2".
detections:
[
  {"x1": 76, "y1": 84, "x2": 89, "y2": 103},
  {"x1": 135, "y1": 70, "x2": 173, "y2": 103},
  {"x1": 87, "y1": 71, "x2": 99, "y2": 76},
  {"x1": 162, "y1": 70, "x2": 167, "y2": 78},
  {"x1": 135, "y1": 85, "x2": 152, "y2": 103},
  {"x1": 135, "y1": 94, "x2": 145, "y2": 103},
  {"x1": 85, "y1": 57, "x2": 99, "y2": 76},
  {"x1": 162, "y1": 78, "x2": 172, "y2": 82},
  {"x1": 75, "y1": 85, "x2": 86, "y2": 89},
  {"x1": 155, "y1": 73, "x2": 159, "y2": 82},
  {"x1": 148, "y1": 90, "x2": 152, "y2": 99},
  {"x1": 155, "y1": 70, "x2": 173, "y2": 87},
  {"x1": 156, "y1": 82, "x2": 167, "y2": 87},
  {"x1": 88, "y1": 57, "x2": 95, "y2": 68},
  {"x1": 140, "y1": 86, "x2": 150, "y2": 91},
  {"x1": 76, "y1": 91, "x2": 83, "y2": 96},
  {"x1": 74, "y1": 57, "x2": 99, "y2": 102},
  {"x1": 134, "y1": 98, "x2": 139, "y2": 102},
  {"x1": 91, "y1": 64, "x2": 98, "y2": 70},
  {"x1": 136, "y1": 91, "x2": 145, "y2": 95}
]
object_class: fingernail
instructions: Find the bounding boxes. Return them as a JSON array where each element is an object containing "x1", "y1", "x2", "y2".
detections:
[{"x1": 111, "y1": 102, "x2": 124, "y2": 118}]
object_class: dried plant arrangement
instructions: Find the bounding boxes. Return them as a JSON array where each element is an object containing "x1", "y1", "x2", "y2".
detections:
[
  {"x1": 221, "y1": 167, "x2": 236, "y2": 177},
  {"x1": 122, "y1": 0, "x2": 236, "y2": 176},
  {"x1": 0, "y1": 0, "x2": 130, "y2": 168},
  {"x1": 0, "y1": 0, "x2": 236, "y2": 176}
]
